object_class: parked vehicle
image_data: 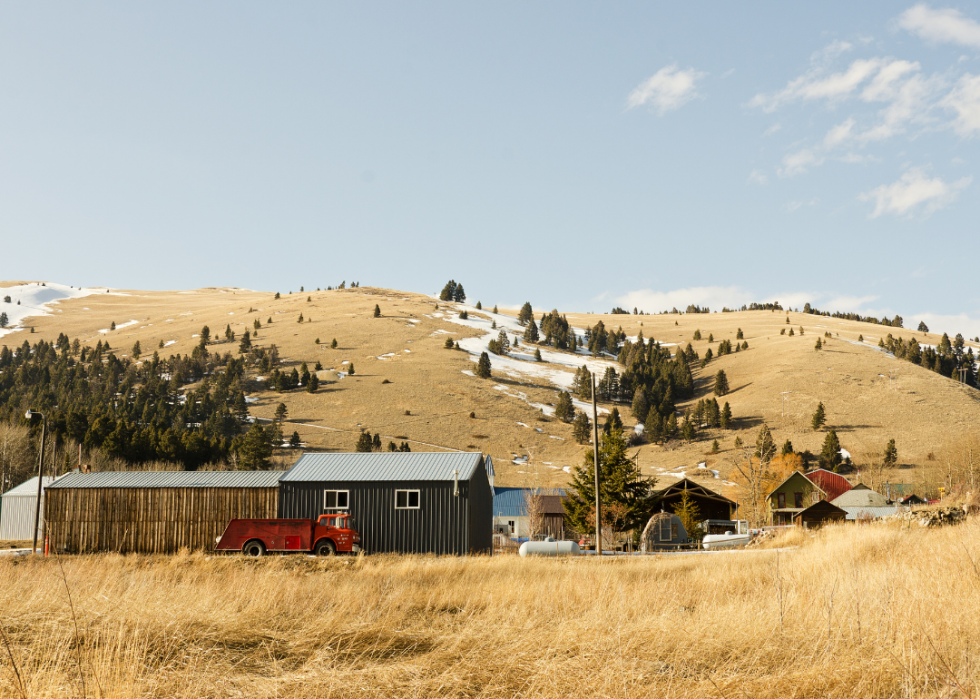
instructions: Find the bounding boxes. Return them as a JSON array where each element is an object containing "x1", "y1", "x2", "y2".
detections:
[
  {"x1": 701, "y1": 520, "x2": 751, "y2": 550},
  {"x1": 215, "y1": 514, "x2": 361, "y2": 556}
]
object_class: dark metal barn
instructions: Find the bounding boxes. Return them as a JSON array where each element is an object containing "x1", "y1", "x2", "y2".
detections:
[{"x1": 278, "y1": 452, "x2": 494, "y2": 555}]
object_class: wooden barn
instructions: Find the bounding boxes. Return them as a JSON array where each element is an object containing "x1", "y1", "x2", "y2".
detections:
[
  {"x1": 492, "y1": 487, "x2": 567, "y2": 540},
  {"x1": 45, "y1": 470, "x2": 283, "y2": 554},
  {"x1": 793, "y1": 500, "x2": 847, "y2": 528},
  {"x1": 278, "y1": 452, "x2": 494, "y2": 555},
  {"x1": 650, "y1": 478, "x2": 737, "y2": 521}
]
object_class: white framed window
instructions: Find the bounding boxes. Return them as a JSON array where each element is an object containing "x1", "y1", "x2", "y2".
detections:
[
  {"x1": 395, "y1": 489, "x2": 420, "y2": 509},
  {"x1": 324, "y1": 490, "x2": 349, "y2": 511}
]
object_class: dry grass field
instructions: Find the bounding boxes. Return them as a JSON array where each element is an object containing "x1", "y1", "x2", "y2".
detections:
[
  {"x1": 6, "y1": 281, "x2": 980, "y2": 493},
  {"x1": 0, "y1": 519, "x2": 978, "y2": 698}
]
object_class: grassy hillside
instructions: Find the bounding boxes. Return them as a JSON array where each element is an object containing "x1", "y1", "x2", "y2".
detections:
[
  {"x1": 1, "y1": 519, "x2": 978, "y2": 697},
  {"x1": 6, "y1": 282, "x2": 980, "y2": 493}
]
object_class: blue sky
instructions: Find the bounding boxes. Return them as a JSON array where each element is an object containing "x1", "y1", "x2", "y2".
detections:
[{"x1": 2, "y1": 3, "x2": 980, "y2": 336}]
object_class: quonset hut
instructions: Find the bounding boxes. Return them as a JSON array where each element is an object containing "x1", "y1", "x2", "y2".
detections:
[{"x1": 278, "y1": 452, "x2": 494, "y2": 555}]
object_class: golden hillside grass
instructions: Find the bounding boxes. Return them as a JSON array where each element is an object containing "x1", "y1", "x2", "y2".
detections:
[
  {"x1": 1, "y1": 520, "x2": 978, "y2": 698},
  {"x1": 11, "y1": 283, "x2": 980, "y2": 491}
]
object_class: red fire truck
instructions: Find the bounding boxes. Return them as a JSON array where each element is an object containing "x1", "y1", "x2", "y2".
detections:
[{"x1": 215, "y1": 513, "x2": 361, "y2": 556}]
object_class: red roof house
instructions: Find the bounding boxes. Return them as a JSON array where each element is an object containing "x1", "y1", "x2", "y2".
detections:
[{"x1": 804, "y1": 469, "x2": 853, "y2": 502}]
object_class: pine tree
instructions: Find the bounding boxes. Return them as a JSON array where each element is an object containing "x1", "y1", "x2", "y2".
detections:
[
  {"x1": 811, "y1": 402, "x2": 826, "y2": 431},
  {"x1": 781, "y1": 439, "x2": 794, "y2": 456},
  {"x1": 131, "y1": 340, "x2": 141, "y2": 360},
  {"x1": 884, "y1": 438, "x2": 898, "y2": 467},
  {"x1": 710, "y1": 440, "x2": 720, "y2": 454},
  {"x1": 713, "y1": 370, "x2": 730, "y2": 396},
  {"x1": 475, "y1": 301, "x2": 482, "y2": 310},
  {"x1": 298, "y1": 313, "x2": 304, "y2": 323},
  {"x1": 631, "y1": 388, "x2": 649, "y2": 421},
  {"x1": 673, "y1": 490, "x2": 703, "y2": 540},
  {"x1": 918, "y1": 321, "x2": 929, "y2": 332},
  {"x1": 400, "y1": 442, "x2": 411, "y2": 452},
  {"x1": 200, "y1": 326, "x2": 211, "y2": 345},
  {"x1": 444, "y1": 336, "x2": 455, "y2": 349},
  {"x1": 290, "y1": 431, "x2": 301, "y2": 448},
  {"x1": 789, "y1": 328, "x2": 795, "y2": 336},
  {"x1": 331, "y1": 338, "x2": 337, "y2": 348},
  {"x1": 819, "y1": 430, "x2": 843, "y2": 471},
  {"x1": 815, "y1": 338, "x2": 822, "y2": 350},
  {"x1": 693, "y1": 329, "x2": 701, "y2": 341},
  {"x1": 307, "y1": 373, "x2": 319, "y2": 393},
  {"x1": 347, "y1": 362, "x2": 355, "y2": 376},
  {"x1": 388, "y1": 442, "x2": 398, "y2": 452},
  {"x1": 708, "y1": 333, "x2": 714, "y2": 343},
  {"x1": 493, "y1": 305, "x2": 498, "y2": 314},
  {"x1": 755, "y1": 424, "x2": 776, "y2": 464},
  {"x1": 517, "y1": 302, "x2": 534, "y2": 326},
  {"x1": 858, "y1": 334, "x2": 864, "y2": 342},
  {"x1": 572, "y1": 412, "x2": 592, "y2": 444},
  {"x1": 555, "y1": 391, "x2": 575, "y2": 422},
  {"x1": 239, "y1": 330, "x2": 252, "y2": 353},
  {"x1": 439, "y1": 280, "x2": 457, "y2": 302},
  {"x1": 476, "y1": 352, "x2": 492, "y2": 378},
  {"x1": 373, "y1": 304, "x2": 381, "y2": 317},
  {"x1": 110, "y1": 321, "x2": 116, "y2": 330},
  {"x1": 563, "y1": 428, "x2": 656, "y2": 538},
  {"x1": 453, "y1": 284, "x2": 466, "y2": 302},
  {"x1": 736, "y1": 328, "x2": 743, "y2": 339},
  {"x1": 721, "y1": 402, "x2": 732, "y2": 429},
  {"x1": 239, "y1": 424, "x2": 273, "y2": 470},
  {"x1": 682, "y1": 418, "x2": 696, "y2": 442},
  {"x1": 373, "y1": 433, "x2": 382, "y2": 451},
  {"x1": 355, "y1": 432, "x2": 373, "y2": 452},
  {"x1": 523, "y1": 319, "x2": 540, "y2": 343},
  {"x1": 0, "y1": 312, "x2": 7, "y2": 328},
  {"x1": 534, "y1": 348, "x2": 542, "y2": 361},
  {"x1": 275, "y1": 403, "x2": 288, "y2": 422},
  {"x1": 666, "y1": 412, "x2": 678, "y2": 440}
]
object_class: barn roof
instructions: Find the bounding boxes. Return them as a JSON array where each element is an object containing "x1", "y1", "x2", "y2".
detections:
[
  {"x1": 840, "y1": 506, "x2": 902, "y2": 520},
  {"x1": 831, "y1": 486, "x2": 889, "y2": 509},
  {"x1": 804, "y1": 469, "x2": 853, "y2": 501},
  {"x1": 281, "y1": 452, "x2": 486, "y2": 483},
  {"x1": 47, "y1": 470, "x2": 286, "y2": 489},
  {"x1": 2, "y1": 476, "x2": 58, "y2": 498},
  {"x1": 653, "y1": 478, "x2": 737, "y2": 506},
  {"x1": 493, "y1": 487, "x2": 567, "y2": 517},
  {"x1": 766, "y1": 471, "x2": 824, "y2": 501},
  {"x1": 793, "y1": 499, "x2": 847, "y2": 520}
]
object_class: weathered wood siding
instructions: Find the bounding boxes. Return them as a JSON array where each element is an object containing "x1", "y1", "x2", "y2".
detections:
[{"x1": 45, "y1": 487, "x2": 278, "y2": 554}]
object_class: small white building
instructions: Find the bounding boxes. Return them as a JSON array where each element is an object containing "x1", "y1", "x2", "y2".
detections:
[{"x1": 0, "y1": 477, "x2": 56, "y2": 541}]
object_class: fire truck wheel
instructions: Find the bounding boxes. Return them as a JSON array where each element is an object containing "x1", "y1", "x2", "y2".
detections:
[
  {"x1": 315, "y1": 539, "x2": 336, "y2": 557},
  {"x1": 243, "y1": 540, "x2": 266, "y2": 557}
]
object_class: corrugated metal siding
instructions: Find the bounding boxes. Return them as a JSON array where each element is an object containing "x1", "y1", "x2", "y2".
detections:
[
  {"x1": 281, "y1": 452, "x2": 482, "y2": 482},
  {"x1": 2, "y1": 476, "x2": 56, "y2": 497},
  {"x1": 0, "y1": 495, "x2": 44, "y2": 540},
  {"x1": 48, "y1": 470, "x2": 286, "y2": 490},
  {"x1": 279, "y1": 455, "x2": 492, "y2": 555}
]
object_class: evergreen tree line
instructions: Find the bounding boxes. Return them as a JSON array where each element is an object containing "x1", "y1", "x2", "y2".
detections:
[
  {"x1": 802, "y1": 302, "x2": 904, "y2": 328},
  {"x1": 0, "y1": 335, "x2": 270, "y2": 469},
  {"x1": 879, "y1": 332, "x2": 978, "y2": 386},
  {"x1": 355, "y1": 430, "x2": 411, "y2": 452}
]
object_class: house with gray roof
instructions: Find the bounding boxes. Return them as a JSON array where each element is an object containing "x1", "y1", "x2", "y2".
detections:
[{"x1": 831, "y1": 484, "x2": 903, "y2": 520}]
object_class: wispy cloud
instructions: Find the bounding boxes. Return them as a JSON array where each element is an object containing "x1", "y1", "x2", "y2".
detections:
[
  {"x1": 898, "y1": 4, "x2": 980, "y2": 49},
  {"x1": 749, "y1": 57, "x2": 888, "y2": 112},
  {"x1": 614, "y1": 286, "x2": 882, "y2": 315},
  {"x1": 627, "y1": 65, "x2": 707, "y2": 115},
  {"x1": 747, "y1": 169, "x2": 768, "y2": 185},
  {"x1": 763, "y1": 123, "x2": 782, "y2": 136},
  {"x1": 942, "y1": 73, "x2": 980, "y2": 135},
  {"x1": 778, "y1": 148, "x2": 824, "y2": 177},
  {"x1": 784, "y1": 199, "x2": 817, "y2": 213},
  {"x1": 859, "y1": 167, "x2": 971, "y2": 217}
]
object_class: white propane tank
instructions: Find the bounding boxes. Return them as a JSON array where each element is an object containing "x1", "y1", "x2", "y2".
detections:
[{"x1": 518, "y1": 538, "x2": 581, "y2": 557}]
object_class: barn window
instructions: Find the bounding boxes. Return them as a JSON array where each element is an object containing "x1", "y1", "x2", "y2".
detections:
[
  {"x1": 323, "y1": 490, "x2": 349, "y2": 512},
  {"x1": 395, "y1": 490, "x2": 420, "y2": 509}
]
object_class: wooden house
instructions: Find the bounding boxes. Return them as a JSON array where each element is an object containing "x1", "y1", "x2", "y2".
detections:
[{"x1": 793, "y1": 500, "x2": 847, "y2": 528}]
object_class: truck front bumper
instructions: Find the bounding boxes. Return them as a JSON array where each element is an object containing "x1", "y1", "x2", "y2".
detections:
[{"x1": 352, "y1": 544, "x2": 362, "y2": 553}]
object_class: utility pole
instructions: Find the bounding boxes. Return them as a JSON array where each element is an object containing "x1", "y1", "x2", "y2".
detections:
[
  {"x1": 26, "y1": 410, "x2": 46, "y2": 555},
  {"x1": 592, "y1": 372, "x2": 602, "y2": 557}
]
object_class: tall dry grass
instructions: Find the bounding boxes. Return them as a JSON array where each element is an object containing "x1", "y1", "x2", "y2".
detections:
[{"x1": 1, "y1": 520, "x2": 979, "y2": 697}]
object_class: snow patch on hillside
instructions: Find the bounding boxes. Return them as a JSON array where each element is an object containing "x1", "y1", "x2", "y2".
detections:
[
  {"x1": 99, "y1": 320, "x2": 139, "y2": 334},
  {"x1": 0, "y1": 282, "x2": 111, "y2": 340}
]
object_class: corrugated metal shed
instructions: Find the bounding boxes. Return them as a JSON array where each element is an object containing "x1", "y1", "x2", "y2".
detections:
[
  {"x1": 1, "y1": 477, "x2": 57, "y2": 540},
  {"x1": 832, "y1": 486, "x2": 889, "y2": 509},
  {"x1": 48, "y1": 470, "x2": 285, "y2": 489},
  {"x1": 840, "y1": 506, "x2": 902, "y2": 520},
  {"x1": 493, "y1": 488, "x2": 567, "y2": 517},
  {"x1": 281, "y1": 452, "x2": 484, "y2": 482}
]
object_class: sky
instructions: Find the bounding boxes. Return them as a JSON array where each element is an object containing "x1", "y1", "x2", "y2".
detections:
[{"x1": 2, "y1": 2, "x2": 980, "y2": 337}]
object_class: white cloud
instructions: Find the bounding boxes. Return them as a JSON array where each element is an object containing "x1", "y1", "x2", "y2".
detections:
[
  {"x1": 812, "y1": 40, "x2": 854, "y2": 63},
  {"x1": 859, "y1": 167, "x2": 971, "y2": 217},
  {"x1": 784, "y1": 199, "x2": 817, "y2": 213},
  {"x1": 627, "y1": 65, "x2": 707, "y2": 115},
  {"x1": 778, "y1": 148, "x2": 824, "y2": 177},
  {"x1": 824, "y1": 118, "x2": 857, "y2": 147},
  {"x1": 898, "y1": 4, "x2": 980, "y2": 48},
  {"x1": 747, "y1": 169, "x2": 768, "y2": 185},
  {"x1": 614, "y1": 287, "x2": 887, "y2": 316},
  {"x1": 861, "y1": 59, "x2": 920, "y2": 102},
  {"x1": 763, "y1": 123, "x2": 782, "y2": 136},
  {"x1": 942, "y1": 73, "x2": 980, "y2": 135},
  {"x1": 750, "y1": 58, "x2": 885, "y2": 112}
]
